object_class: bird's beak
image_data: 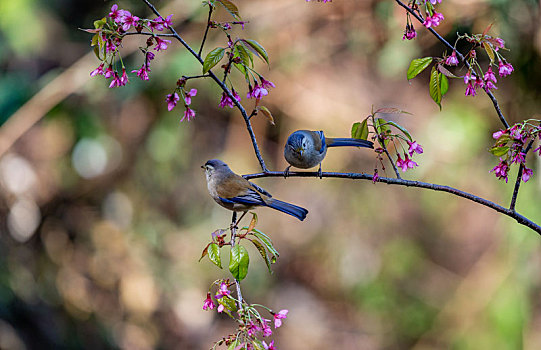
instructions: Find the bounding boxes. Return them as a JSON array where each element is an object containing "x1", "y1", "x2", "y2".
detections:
[
  {"x1": 201, "y1": 165, "x2": 205, "y2": 169},
  {"x1": 295, "y1": 147, "x2": 304, "y2": 156}
]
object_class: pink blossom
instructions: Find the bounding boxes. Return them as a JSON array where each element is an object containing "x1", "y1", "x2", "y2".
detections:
[
  {"x1": 246, "y1": 321, "x2": 260, "y2": 337},
  {"x1": 396, "y1": 154, "x2": 408, "y2": 172},
  {"x1": 512, "y1": 152, "x2": 526, "y2": 164},
  {"x1": 465, "y1": 82, "x2": 476, "y2": 96},
  {"x1": 492, "y1": 130, "x2": 505, "y2": 139},
  {"x1": 104, "y1": 65, "x2": 114, "y2": 79},
  {"x1": 492, "y1": 37, "x2": 505, "y2": 51},
  {"x1": 219, "y1": 89, "x2": 241, "y2": 108},
  {"x1": 407, "y1": 141, "x2": 424, "y2": 156},
  {"x1": 490, "y1": 159, "x2": 509, "y2": 182},
  {"x1": 90, "y1": 63, "x2": 105, "y2": 77},
  {"x1": 263, "y1": 340, "x2": 276, "y2": 350},
  {"x1": 162, "y1": 14, "x2": 173, "y2": 28},
  {"x1": 429, "y1": 0, "x2": 442, "y2": 4},
  {"x1": 423, "y1": 12, "x2": 444, "y2": 28},
  {"x1": 203, "y1": 293, "x2": 216, "y2": 310},
  {"x1": 445, "y1": 51, "x2": 459, "y2": 66},
  {"x1": 498, "y1": 61, "x2": 514, "y2": 77},
  {"x1": 217, "y1": 304, "x2": 225, "y2": 313},
  {"x1": 260, "y1": 77, "x2": 276, "y2": 90},
  {"x1": 473, "y1": 76, "x2": 484, "y2": 90},
  {"x1": 405, "y1": 154, "x2": 418, "y2": 170},
  {"x1": 121, "y1": 13, "x2": 140, "y2": 31},
  {"x1": 154, "y1": 37, "x2": 171, "y2": 51},
  {"x1": 273, "y1": 309, "x2": 288, "y2": 328},
  {"x1": 149, "y1": 18, "x2": 165, "y2": 31},
  {"x1": 181, "y1": 107, "x2": 196, "y2": 122},
  {"x1": 108, "y1": 72, "x2": 122, "y2": 88},
  {"x1": 109, "y1": 4, "x2": 129, "y2": 23},
  {"x1": 247, "y1": 83, "x2": 268, "y2": 99},
  {"x1": 372, "y1": 169, "x2": 379, "y2": 184},
  {"x1": 402, "y1": 24, "x2": 417, "y2": 40},
  {"x1": 184, "y1": 88, "x2": 197, "y2": 105},
  {"x1": 522, "y1": 167, "x2": 533, "y2": 182},
  {"x1": 261, "y1": 319, "x2": 273, "y2": 337},
  {"x1": 166, "y1": 92, "x2": 180, "y2": 111},
  {"x1": 132, "y1": 65, "x2": 150, "y2": 80},
  {"x1": 484, "y1": 66, "x2": 497, "y2": 84},
  {"x1": 105, "y1": 40, "x2": 117, "y2": 54},
  {"x1": 119, "y1": 68, "x2": 129, "y2": 86}
]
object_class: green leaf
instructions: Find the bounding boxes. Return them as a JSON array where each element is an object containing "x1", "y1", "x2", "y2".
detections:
[
  {"x1": 252, "y1": 229, "x2": 279, "y2": 258},
  {"x1": 440, "y1": 74, "x2": 449, "y2": 96},
  {"x1": 203, "y1": 47, "x2": 225, "y2": 73},
  {"x1": 218, "y1": 295, "x2": 237, "y2": 317},
  {"x1": 437, "y1": 64, "x2": 457, "y2": 78},
  {"x1": 208, "y1": 243, "x2": 222, "y2": 268},
  {"x1": 217, "y1": 0, "x2": 241, "y2": 20},
  {"x1": 94, "y1": 17, "x2": 106, "y2": 29},
  {"x1": 227, "y1": 339, "x2": 241, "y2": 350},
  {"x1": 490, "y1": 146, "x2": 510, "y2": 157},
  {"x1": 429, "y1": 66, "x2": 443, "y2": 109},
  {"x1": 374, "y1": 118, "x2": 390, "y2": 147},
  {"x1": 229, "y1": 245, "x2": 249, "y2": 281},
  {"x1": 240, "y1": 39, "x2": 269, "y2": 64},
  {"x1": 256, "y1": 106, "x2": 275, "y2": 125},
  {"x1": 233, "y1": 63, "x2": 249, "y2": 80},
  {"x1": 374, "y1": 107, "x2": 412, "y2": 115},
  {"x1": 252, "y1": 340, "x2": 266, "y2": 350},
  {"x1": 351, "y1": 118, "x2": 369, "y2": 140},
  {"x1": 234, "y1": 44, "x2": 253, "y2": 67},
  {"x1": 407, "y1": 57, "x2": 433, "y2": 80},
  {"x1": 250, "y1": 239, "x2": 273, "y2": 273},
  {"x1": 386, "y1": 121, "x2": 413, "y2": 142},
  {"x1": 482, "y1": 41, "x2": 495, "y2": 62}
]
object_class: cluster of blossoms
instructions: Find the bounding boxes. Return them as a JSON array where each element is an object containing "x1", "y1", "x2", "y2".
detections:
[
  {"x1": 166, "y1": 82, "x2": 198, "y2": 122},
  {"x1": 396, "y1": 140, "x2": 424, "y2": 172},
  {"x1": 402, "y1": 0, "x2": 444, "y2": 40},
  {"x1": 490, "y1": 121, "x2": 541, "y2": 183},
  {"x1": 203, "y1": 281, "x2": 287, "y2": 350}
]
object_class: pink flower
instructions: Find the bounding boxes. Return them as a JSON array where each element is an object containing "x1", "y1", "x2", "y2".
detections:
[
  {"x1": 492, "y1": 130, "x2": 505, "y2": 139},
  {"x1": 465, "y1": 82, "x2": 476, "y2": 96},
  {"x1": 219, "y1": 89, "x2": 241, "y2": 108},
  {"x1": 423, "y1": 12, "x2": 444, "y2": 28},
  {"x1": 260, "y1": 77, "x2": 276, "y2": 90},
  {"x1": 109, "y1": 4, "x2": 128, "y2": 23},
  {"x1": 490, "y1": 159, "x2": 509, "y2": 183},
  {"x1": 396, "y1": 154, "x2": 408, "y2": 172},
  {"x1": 492, "y1": 37, "x2": 505, "y2": 51},
  {"x1": 247, "y1": 83, "x2": 268, "y2": 99},
  {"x1": 181, "y1": 107, "x2": 196, "y2": 122},
  {"x1": 217, "y1": 304, "x2": 225, "y2": 313},
  {"x1": 407, "y1": 141, "x2": 424, "y2": 156},
  {"x1": 273, "y1": 309, "x2": 288, "y2": 328},
  {"x1": 149, "y1": 18, "x2": 165, "y2": 31},
  {"x1": 405, "y1": 154, "x2": 418, "y2": 170},
  {"x1": 261, "y1": 319, "x2": 273, "y2": 337},
  {"x1": 119, "y1": 68, "x2": 129, "y2": 86},
  {"x1": 132, "y1": 65, "x2": 150, "y2": 80},
  {"x1": 473, "y1": 76, "x2": 484, "y2": 90},
  {"x1": 105, "y1": 40, "x2": 117, "y2": 54},
  {"x1": 154, "y1": 37, "x2": 171, "y2": 51},
  {"x1": 103, "y1": 65, "x2": 114, "y2": 79},
  {"x1": 166, "y1": 92, "x2": 180, "y2": 111},
  {"x1": 109, "y1": 72, "x2": 122, "y2": 88},
  {"x1": 522, "y1": 167, "x2": 533, "y2": 182},
  {"x1": 203, "y1": 293, "x2": 216, "y2": 310},
  {"x1": 402, "y1": 24, "x2": 417, "y2": 40},
  {"x1": 484, "y1": 66, "x2": 497, "y2": 84},
  {"x1": 162, "y1": 14, "x2": 173, "y2": 28},
  {"x1": 372, "y1": 169, "x2": 379, "y2": 184},
  {"x1": 121, "y1": 12, "x2": 140, "y2": 31},
  {"x1": 445, "y1": 51, "x2": 459, "y2": 66},
  {"x1": 512, "y1": 152, "x2": 526, "y2": 164},
  {"x1": 498, "y1": 61, "x2": 514, "y2": 77},
  {"x1": 90, "y1": 63, "x2": 105, "y2": 77},
  {"x1": 263, "y1": 340, "x2": 276, "y2": 350},
  {"x1": 184, "y1": 88, "x2": 197, "y2": 105},
  {"x1": 246, "y1": 321, "x2": 260, "y2": 337}
]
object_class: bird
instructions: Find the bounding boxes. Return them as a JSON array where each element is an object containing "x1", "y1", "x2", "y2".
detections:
[
  {"x1": 202, "y1": 159, "x2": 308, "y2": 221},
  {"x1": 284, "y1": 130, "x2": 374, "y2": 177}
]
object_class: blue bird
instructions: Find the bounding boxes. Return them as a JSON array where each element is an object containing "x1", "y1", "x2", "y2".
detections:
[
  {"x1": 284, "y1": 130, "x2": 374, "y2": 177},
  {"x1": 202, "y1": 159, "x2": 308, "y2": 221}
]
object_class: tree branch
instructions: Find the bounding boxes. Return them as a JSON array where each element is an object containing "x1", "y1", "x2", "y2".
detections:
[
  {"x1": 141, "y1": 0, "x2": 269, "y2": 172},
  {"x1": 243, "y1": 170, "x2": 541, "y2": 235},
  {"x1": 509, "y1": 139, "x2": 535, "y2": 211},
  {"x1": 394, "y1": 0, "x2": 510, "y2": 129}
]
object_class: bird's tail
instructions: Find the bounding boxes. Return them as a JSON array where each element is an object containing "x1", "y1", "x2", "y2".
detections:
[
  {"x1": 326, "y1": 138, "x2": 374, "y2": 148},
  {"x1": 267, "y1": 199, "x2": 308, "y2": 221}
]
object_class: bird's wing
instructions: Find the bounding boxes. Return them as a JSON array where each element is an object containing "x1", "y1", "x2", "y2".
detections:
[
  {"x1": 308, "y1": 130, "x2": 326, "y2": 154},
  {"x1": 248, "y1": 181, "x2": 272, "y2": 198},
  {"x1": 217, "y1": 174, "x2": 267, "y2": 205}
]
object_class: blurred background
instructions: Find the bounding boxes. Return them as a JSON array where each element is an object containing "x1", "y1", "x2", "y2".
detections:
[{"x1": 1, "y1": 0, "x2": 541, "y2": 349}]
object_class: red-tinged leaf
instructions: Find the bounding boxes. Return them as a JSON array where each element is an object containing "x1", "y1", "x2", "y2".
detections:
[
  {"x1": 407, "y1": 57, "x2": 433, "y2": 80},
  {"x1": 351, "y1": 119, "x2": 369, "y2": 140},
  {"x1": 240, "y1": 39, "x2": 269, "y2": 64},
  {"x1": 217, "y1": 0, "x2": 241, "y2": 20},
  {"x1": 374, "y1": 107, "x2": 412, "y2": 115},
  {"x1": 482, "y1": 23, "x2": 494, "y2": 36},
  {"x1": 437, "y1": 64, "x2": 457, "y2": 78},
  {"x1": 256, "y1": 106, "x2": 274, "y2": 125},
  {"x1": 247, "y1": 212, "x2": 258, "y2": 232},
  {"x1": 229, "y1": 245, "x2": 249, "y2": 281},
  {"x1": 208, "y1": 243, "x2": 222, "y2": 268},
  {"x1": 203, "y1": 47, "x2": 225, "y2": 73},
  {"x1": 199, "y1": 243, "x2": 211, "y2": 262}
]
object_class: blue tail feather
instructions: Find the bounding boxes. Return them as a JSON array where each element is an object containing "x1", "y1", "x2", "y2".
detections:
[
  {"x1": 267, "y1": 199, "x2": 308, "y2": 221},
  {"x1": 326, "y1": 138, "x2": 373, "y2": 148}
]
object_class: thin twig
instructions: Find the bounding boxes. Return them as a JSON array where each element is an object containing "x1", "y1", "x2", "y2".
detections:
[
  {"x1": 372, "y1": 114, "x2": 401, "y2": 179},
  {"x1": 509, "y1": 139, "x2": 535, "y2": 211},
  {"x1": 394, "y1": 0, "x2": 509, "y2": 129},
  {"x1": 199, "y1": 4, "x2": 213, "y2": 57},
  {"x1": 230, "y1": 212, "x2": 244, "y2": 308},
  {"x1": 243, "y1": 171, "x2": 541, "y2": 235},
  {"x1": 141, "y1": 0, "x2": 269, "y2": 172}
]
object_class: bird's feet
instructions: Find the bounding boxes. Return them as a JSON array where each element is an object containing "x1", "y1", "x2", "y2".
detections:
[
  {"x1": 318, "y1": 164, "x2": 323, "y2": 179},
  {"x1": 284, "y1": 166, "x2": 291, "y2": 178}
]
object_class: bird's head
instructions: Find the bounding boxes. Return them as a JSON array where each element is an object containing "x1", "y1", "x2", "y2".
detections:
[
  {"x1": 202, "y1": 159, "x2": 230, "y2": 179},
  {"x1": 286, "y1": 133, "x2": 307, "y2": 156}
]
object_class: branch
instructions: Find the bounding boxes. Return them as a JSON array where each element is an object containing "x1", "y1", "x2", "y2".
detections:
[
  {"x1": 394, "y1": 0, "x2": 510, "y2": 129},
  {"x1": 141, "y1": 0, "x2": 269, "y2": 172},
  {"x1": 199, "y1": 4, "x2": 213, "y2": 57},
  {"x1": 509, "y1": 139, "x2": 535, "y2": 211},
  {"x1": 243, "y1": 171, "x2": 541, "y2": 235}
]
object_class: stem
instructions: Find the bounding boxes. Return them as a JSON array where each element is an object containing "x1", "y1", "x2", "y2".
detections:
[
  {"x1": 141, "y1": 0, "x2": 268, "y2": 172},
  {"x1": 199, "y1": 4, "x2": 213, "y2": 56},
  {"x1": 243, "y1": 171, "x2": 541, "y2": 235},
  {"x1": 230, "y1": 212, "x2": 244, "y2": 309},
  {"x1": 394, "y1": 0, "x2": 510, "y2": 129},
  {"x1": 372, "y1": 114, "x2": 401, "y2": 179},
  {"x1": 509, "y1": 139, "x2": 535, "y2": 211}
]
